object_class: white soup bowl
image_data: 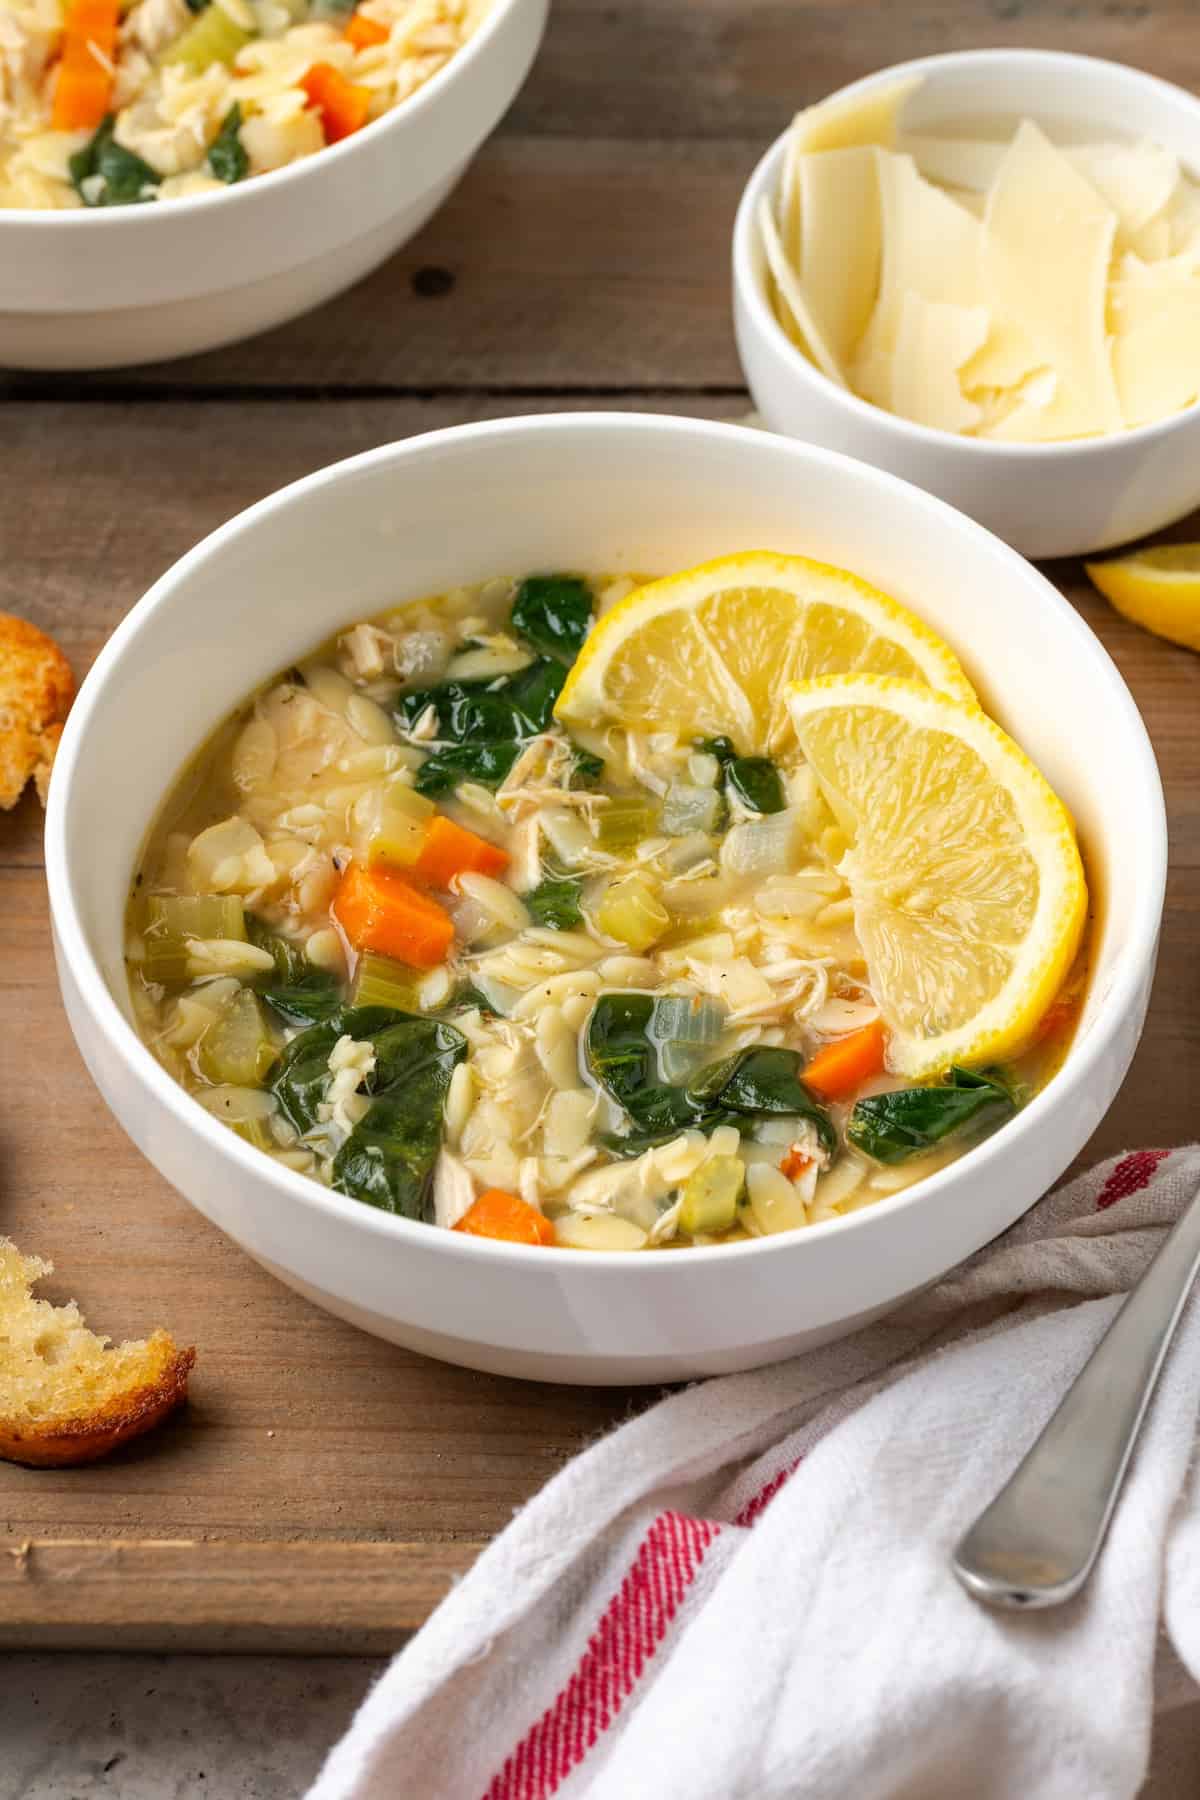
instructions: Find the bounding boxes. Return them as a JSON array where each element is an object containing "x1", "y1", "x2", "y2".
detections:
[
  {"x1": 0, "y1": 0, "x2": 547, "y2": 370},
  {"x1": 44, "y1": 413, "x2": 1166, "y2": 1384}
]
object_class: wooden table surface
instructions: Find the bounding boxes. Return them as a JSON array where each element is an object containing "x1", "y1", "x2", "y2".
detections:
[{"x1": 2, "y1": 0, "x2": 1199, "y2": 1652}]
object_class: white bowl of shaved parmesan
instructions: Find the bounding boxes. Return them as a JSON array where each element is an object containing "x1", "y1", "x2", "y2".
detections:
[
  {"x1": 734, "y1": 50, "x2": 1200, "y2": 559},
  {"x1": 0, "y1": 0, "x2": 547, "y2": 370}
]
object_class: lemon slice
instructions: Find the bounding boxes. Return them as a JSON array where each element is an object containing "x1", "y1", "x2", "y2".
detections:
[
  {"x1": 1085, "y1": 545, "x2": 1200, "y2": 653},
  {"x1": 787, "y1": 675, "x2": 1087, "y2": 1077},
  {"x1": 556, "y1": 552, "x2": 976, "y2": 751}
]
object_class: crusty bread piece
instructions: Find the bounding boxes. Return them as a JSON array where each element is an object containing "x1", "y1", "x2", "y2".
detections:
[
  {"x1": 0, "y1": 612, "x2": 75, "y2": 811},
  {"x1": 0, "y1": 1238, "x2": 195, "y2": 1467}
]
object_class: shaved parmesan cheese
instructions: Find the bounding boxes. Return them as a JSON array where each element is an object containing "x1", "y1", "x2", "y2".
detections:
[
  {"x1": 981, "y1": 121, "x2": 1121, "y2": 440},
  {"x1": 898, "y1": 133, "x2": 1008, "y2": 194},
  {"x1": 1168, "y1": 175, "x2": 1200, "y2": 254},
  {"x1": 758, "y1": 76, "x2": 1200, "y2": 441},
  {"x1": 863, "y1": 152, "x2": 983, "y2": 360},
  {"x1": 790, "y1": 75, "x2": 919, "y2": 156},
  {"x1": 1113, "y1": 306, "x2": 1200, "y2": 426},
  {"x1": 889, "y1": 293, "x2": 989, "y2": 432},
  {"x1": 1069, "y1": 139, "x2": 1179, "y2": 237},
  {"x1": 796, "y1": 147, "x2": 881, "y2": 364},
  {"x1": 757, "y1": 194, "x2": 847, "y2": 387}
]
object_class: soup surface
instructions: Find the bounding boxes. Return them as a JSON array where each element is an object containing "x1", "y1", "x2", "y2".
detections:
[
  {"x1": 0, "y1": 0, "x2": 483, "y2": 209},
  {"x1": 128, "y1": 556, "x2": 1088, "y2": 1251}
]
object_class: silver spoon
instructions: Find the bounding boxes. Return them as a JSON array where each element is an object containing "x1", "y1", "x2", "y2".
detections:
[{"x1": 952, "y1": 1174, "x2": 1198, "y2": 1610}]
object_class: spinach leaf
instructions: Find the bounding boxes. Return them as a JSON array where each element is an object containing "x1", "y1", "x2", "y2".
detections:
[
  {"x1": 270, "y1": 1006, "x2": 397, "y2": 1132},
  {"x1": 446, "y1": 982, "x2": 494, "y2": 1014},
  {"x1": 270, "y1": 1007, "x2": 467, "y2": 1216},
  {"x1": 848, "y1": 1066, "x2": 1015, "y2": 1164},
  {"x1": 718, "y1": 1046, "x2": 836, "y2": 1151},
  {"x1": 726, "y1": 755, "x2": 785, "y2": 815},
  {"x1": 208, "y1": 103, "x2": 248, "y2": 184},
  {"x1": 586, "y1": 995, "x2": 834, "y2": 1157},
  {"x1": 587, "y1": 993, "x2": 705, "y2": 1148},
  {"x1": 396, "y1": 657, "x2": 564, "y2": 744},
  {"x1": 262, "y1": 977, "x2": 342, "y2": 1025},
  {"x1": 525, "y1": 876, "x2": 584, "y2": 930},
  {"x1": 697, "y1": 737, "x2": 784, "y2": 814},
  {"x1": 510, "y1": 575, "x2": 594, "y2": 665},
  {"x1": 698, "y1": 735, "x2": 737, "y2": 769},
  {"x1": 333, "y1": 1015, "x2": 468, "y2": 1218},
  {"x1": 70, "y1": 117, "x2": 161, "y2": 207},
  {"x1": 568, "y1": 743, "x2": 605, "y2": 787},
  {"x1": 247, "y1": 915, "x2": 310, "y2": 984},
  {"x1": 413, "y1": 740, "x2": 522, "y2": 796}
]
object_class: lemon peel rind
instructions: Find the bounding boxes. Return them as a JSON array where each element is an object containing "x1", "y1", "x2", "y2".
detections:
[{"x1": 786, "y1": 673, "x2": 1088, "y2": 1080}]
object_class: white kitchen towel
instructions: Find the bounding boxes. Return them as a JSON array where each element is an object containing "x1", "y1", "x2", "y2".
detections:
[{"x1": 310, "y1": 1147, "x2": 1200, "y2": 1800}]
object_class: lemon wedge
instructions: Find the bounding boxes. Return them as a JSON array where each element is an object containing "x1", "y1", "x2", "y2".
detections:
[
  {"x1": 556, "y1": 552, "x2": 976, "y2": 752},
  {"x1": 1085, "y1": 545, "x2": 1200, "y2": 653},
  {"x1": 787, "y1": 675, "x2": 1088, "y2": 1078}
]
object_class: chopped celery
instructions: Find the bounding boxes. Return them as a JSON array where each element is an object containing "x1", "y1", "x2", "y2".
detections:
[
  {"x1": 227, "y1": 1114, "x2": 276, "y2": 1151},
  {"x1": 351, "y1": 952, "x2": 422, "y2": 1012},
  {"x1": 662, "y1": 782, "x2": 722, "y2": 836},
  {"x1": 197, "y1": 988, "x2": 275, "y2": 1086},
  {"x1": 368, "y1": 784, "x2": 435, "y2": 868},
  {"x1": 594, "y1": 794, "x2": 659, "y2": 853},
  {"x1": 142, "y1": 894, "x2": 246, "y2": 983},
  {"x1": 596, "y1": 874, "x2": 669, "y2": 951},
  {"x1": 160, "y1": 5, "x2": 254, "y2": 71},
  {"x1": 679, "y1": 1155, "x2": 744, "y2": 1236}
]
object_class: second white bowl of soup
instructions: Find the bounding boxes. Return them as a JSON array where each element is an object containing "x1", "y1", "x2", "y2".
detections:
[
  {"x1": 45, "y1": 414, "x2": 1165, "y2": 1383},
  {"x1": 0, "y1": 0, "x2": 547, "y2": 369}
]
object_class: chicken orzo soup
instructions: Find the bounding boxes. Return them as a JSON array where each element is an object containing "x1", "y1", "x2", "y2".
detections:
[
  {"x1": 127, "y1": 555, "x2": 1089, "y2": 1251},
  {"x1": 0, "y1": 0, "x2": 486, "y2": 209}
]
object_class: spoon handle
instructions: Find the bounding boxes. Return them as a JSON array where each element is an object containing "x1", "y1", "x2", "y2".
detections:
[{"x1": 952, "y1": 1174, "x2": 1200, "y2": 1610}]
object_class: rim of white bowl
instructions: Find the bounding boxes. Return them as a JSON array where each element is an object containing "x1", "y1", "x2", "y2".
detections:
[
  {"x1": 44, "y1": 411, "x2": 1169, "y2": 1271},
  {"x1": 733, "y1": 46, "x2": 1200, "y2": 462},
  {"x1": 0, "y1": 0, "x2": 528, "y2": 226}
]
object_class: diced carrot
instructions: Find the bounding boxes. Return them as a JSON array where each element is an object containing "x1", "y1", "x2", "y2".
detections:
[
  {"x1": 300, "y1": 61, "x2": 372, "y2": 143},
  {"x1": 802, "y1": 1018, "x2": 888, "y2": 1101},
  {"x1": 413, "y1": 816, "x2": 510, "y2": 888},
  {"x1": 779, "y1": 1146, "x2": 813, "y2": 1182},
  {"x1": 332, "y1": 861, "x2": 453, "y2": 968},
  {"x1": 454, "y1": 1189, "x2": 556, "y2": 1247},
  {"x1": 51, "y1": 0, "x2": 119, "y2": 131},
  {"x1": 344, "y1": 10, "x2": 389, "y2": 49}
]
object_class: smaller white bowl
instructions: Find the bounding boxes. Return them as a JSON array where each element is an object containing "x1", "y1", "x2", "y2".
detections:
[
  {"x1": 0, "y1": 0, "x2": 547, "y2": 371},
  {"x1": 733, "y1": 49, "x2": 1200, "y2": 560}
]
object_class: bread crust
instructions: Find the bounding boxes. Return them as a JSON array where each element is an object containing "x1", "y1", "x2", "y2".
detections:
[
  {"x1": 0, "y1": 612, "x2": 75, "y2": 810},
  {"x1": 0, "y1": 1342, "x2": 196, "y2": 1468}
]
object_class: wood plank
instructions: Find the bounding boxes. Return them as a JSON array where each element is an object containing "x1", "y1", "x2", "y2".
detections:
[
  {"x1": 0, "y1": 1539, "x2": 479, "y2": 1652},
  {"x1": 504, "y1": 0, "x2": 1200, "y2": 144}
]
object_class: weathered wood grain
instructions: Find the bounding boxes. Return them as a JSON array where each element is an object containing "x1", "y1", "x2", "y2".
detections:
[{"x1": 0, "y1": 1540, "x2": 479, "y2": 1651}]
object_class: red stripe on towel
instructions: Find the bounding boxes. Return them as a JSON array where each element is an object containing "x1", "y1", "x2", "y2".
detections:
[
  {"x1": 734, "y1": 1459, "x2": 800, "y2": 1527},
  {"x1": 483, "y1": 1509, "x2": 720, "y2": 1800},
  {"x1": 1096, "y1": 1150, "x2": 1169, "y2": 1211}
]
